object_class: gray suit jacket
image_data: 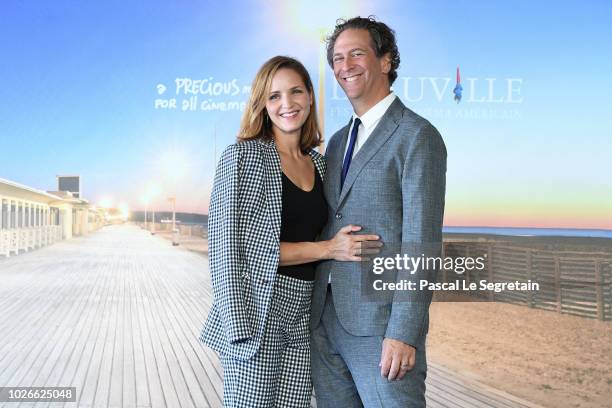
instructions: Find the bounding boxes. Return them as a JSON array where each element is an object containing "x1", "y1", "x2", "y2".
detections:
[
  {"x1": 310, "y1": 98, "x2": 446, "y2": 348},
  {"x1": 200, "y1": 138, "x2": 326, "y2": 361}
]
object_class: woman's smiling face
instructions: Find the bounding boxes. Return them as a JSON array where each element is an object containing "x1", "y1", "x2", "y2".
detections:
[{"x1": 265, "y1": 68, "x2": 312, "y2": 137}]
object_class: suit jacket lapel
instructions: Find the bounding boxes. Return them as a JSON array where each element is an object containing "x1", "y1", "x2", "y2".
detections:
[
  {"x1": 308, "y1": 150, "x2": 327, "y2": 182},
  {"x1": 338, "y1": 99, "x2": 404, "y2": 207},
  {"x1": 259, "y1": 139, "x2": 282, "y2": 242},
  {"x1": 325, "y1": 122, "x2": 351, "y2": 208}
]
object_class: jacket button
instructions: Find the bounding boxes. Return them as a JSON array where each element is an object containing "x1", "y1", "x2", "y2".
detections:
[{"x1": 335, "y1": 213, "x2": 342, "y2": 219}]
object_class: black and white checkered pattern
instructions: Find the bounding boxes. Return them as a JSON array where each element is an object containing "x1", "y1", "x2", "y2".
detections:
[
  {"x1": 199, "y1": 137, "x2": 325, "y2": 363},
  {"x1": 221, "y1": 274, "x2": 314, "y2": 407}
]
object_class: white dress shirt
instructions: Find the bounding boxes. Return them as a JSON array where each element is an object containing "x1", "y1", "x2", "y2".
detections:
[{"x1": 342, "y1": 92, "x2": 397, "y2": 160}]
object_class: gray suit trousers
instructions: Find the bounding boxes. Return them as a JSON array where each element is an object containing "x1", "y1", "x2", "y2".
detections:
[{"x1": 311, "y1": 289, "x2": 427, "y2": 408}]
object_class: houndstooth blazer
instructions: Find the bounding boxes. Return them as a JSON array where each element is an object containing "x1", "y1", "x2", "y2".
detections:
[{"x1": 200, "y1": 137, "x2": 326, "y2": 361}]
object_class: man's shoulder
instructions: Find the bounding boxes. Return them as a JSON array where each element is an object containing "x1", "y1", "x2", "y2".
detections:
[
  {"x1": 391, "y1": 100, "x2": 443, "y2": 143},
  {"x1": 388, "y1": 98, "x2": 429, "y2": 129},
  {"x1": 327, "y1": 122, "x2": 351, "y2": 151}
]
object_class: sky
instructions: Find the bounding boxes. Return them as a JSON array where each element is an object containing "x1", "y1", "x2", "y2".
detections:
[{"x1": 1, "y1": 0, "x2": 611, "y2": 229}]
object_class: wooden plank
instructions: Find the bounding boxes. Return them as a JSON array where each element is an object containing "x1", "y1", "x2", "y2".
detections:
[
  {"x1": 77, "y1": 259, "x2": 121, "y2": 407},
  {"x1": 136, "y1": 258, "x2": 179, "y2": 407},
  {"x1": 108, "y1": 263, "x2": 127, "y2": 408},
  {"x1": 0, "y1": 261, "x2": 82, "y2": 386},
  {"x1": 127, "y1": 261, "x2": 150, "y2": 408},
  {"x1": 18, "y1": 261, "x2": 102, "y2": 389},
  {"x1": 61, "y1": 258, "x2": 115, "y2": 408},
  {"x1": 142, "y1": 259, "x2": 206, "y2": 407},
  {"x1": 120, "y1": 266, "x2": 136, "y2": 408},
  {"x1": 40, "y1": 260, "x2": 108, "y2": 391},
  {"x1": 429, "y1": 364, "x2": 544, "y2": 408},
  {"x1": 427, "y1": 380, "x2": 513, "y2": 408},
  {"x1": 132, "y1": 260, "x2": 167, "y2": 408},
  {"x1": 151, "y1": 253, "x2": 223, "y2": 406}
]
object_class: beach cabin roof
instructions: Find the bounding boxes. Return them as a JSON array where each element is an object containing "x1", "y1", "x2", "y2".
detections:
[{"x1": 0, "y1": 177, "x2": 71, "y2": 204}]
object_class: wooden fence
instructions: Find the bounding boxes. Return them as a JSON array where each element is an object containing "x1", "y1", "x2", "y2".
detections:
[
  {"x1": 1, "y1": 225, "x2": 63, "y2": 257},
  {"x1": 441, "y1": 240, "x2": 612, "y2": 321}
]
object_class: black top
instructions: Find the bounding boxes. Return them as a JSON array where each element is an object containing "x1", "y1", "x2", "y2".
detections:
[{"x1": 277, "y1": 168, "x2": 328, "y2": 281}]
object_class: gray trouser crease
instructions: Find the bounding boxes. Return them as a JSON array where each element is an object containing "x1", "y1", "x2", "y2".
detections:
[{"x1": 311, "y1": 291, "x2": 427, "y2": 408}]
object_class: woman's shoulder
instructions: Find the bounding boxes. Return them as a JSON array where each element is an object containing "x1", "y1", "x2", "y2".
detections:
[
  {"x1": 221, "y1": 139, "x2": 266, "y2": 162},
  {"x1": 223, "y1": 139, "x2": 260, "y2": 152},
  {"x1": 236, "y1": 138, "x2": 262, "y2": 149}
]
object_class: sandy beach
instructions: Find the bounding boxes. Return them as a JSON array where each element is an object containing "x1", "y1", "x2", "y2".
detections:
[{"x1": 428, "y1": 302, "x2": 612, "y2": 408}]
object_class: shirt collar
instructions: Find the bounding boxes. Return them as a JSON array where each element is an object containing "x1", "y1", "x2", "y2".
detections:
[{"x1": 352, "y1": 92, "x2": 397, "y2": 130}]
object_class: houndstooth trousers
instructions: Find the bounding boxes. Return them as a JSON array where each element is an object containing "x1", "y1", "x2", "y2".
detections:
[{"x1": 220, "y1": 274, "x2": 314, "y2": 407}]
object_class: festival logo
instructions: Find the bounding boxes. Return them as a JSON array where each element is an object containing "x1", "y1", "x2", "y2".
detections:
[{"x1": 453, "y1": 66, "x2": 463, "y2": 103}]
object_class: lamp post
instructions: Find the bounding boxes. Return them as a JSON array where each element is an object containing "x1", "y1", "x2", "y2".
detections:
[
  {"x1": 159, "y1": 149, "x2": 187, "y2": 247},
  {"x1": 168, "y1": 196, "x2": 178, "y2": 246},
  {"x1": 145, "y1": 183, "x2": 160, "y2": 235}
]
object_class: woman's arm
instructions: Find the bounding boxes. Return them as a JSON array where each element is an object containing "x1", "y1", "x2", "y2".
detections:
[
  {"x1": 279, "y1": 225, "x2": 382, "y2": 266},
  {"x1": 208, "y1": 144, "x2": 252, "y2": 344}
]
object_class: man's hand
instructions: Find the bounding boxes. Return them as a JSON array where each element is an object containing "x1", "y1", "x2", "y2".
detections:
[{"x1": 379, "y1": 338, "x2": 416, "y2": 381}]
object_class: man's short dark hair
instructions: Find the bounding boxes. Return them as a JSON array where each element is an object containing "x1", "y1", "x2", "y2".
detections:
[{"x1": 326, "y1": 16, "x2": 401, "y2": 85}]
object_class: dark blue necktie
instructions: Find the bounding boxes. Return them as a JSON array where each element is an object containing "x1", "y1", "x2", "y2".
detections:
[{"x1": 340, "y1": 117, "x2": 361, "y2": 190}]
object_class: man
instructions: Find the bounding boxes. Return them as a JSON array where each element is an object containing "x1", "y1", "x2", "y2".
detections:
[{"x1": 310, "y1": 17, "x2": 447, "y2": 407}]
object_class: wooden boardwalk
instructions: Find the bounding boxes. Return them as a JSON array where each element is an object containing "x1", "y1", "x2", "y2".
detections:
[{"x1": 0, "y1": 225, "x2": 543, "y2": 408}]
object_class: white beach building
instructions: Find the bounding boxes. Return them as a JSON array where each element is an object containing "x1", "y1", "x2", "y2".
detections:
[{"x1": 0, "y1": 177, "x2": 104, "y2": 257}]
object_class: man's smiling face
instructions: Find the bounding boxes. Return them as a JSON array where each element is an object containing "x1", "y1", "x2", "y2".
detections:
[{"x1": 332, "y1": 28, "x2": 390, "y2": 113}]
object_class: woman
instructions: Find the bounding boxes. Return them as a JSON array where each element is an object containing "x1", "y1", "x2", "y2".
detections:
[{"x1": 200, "y1": 56, "x2": 381, "y2": 407}]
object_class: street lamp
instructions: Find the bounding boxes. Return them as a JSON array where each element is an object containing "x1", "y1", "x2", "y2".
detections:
[
  {"x1": 140, "y1": 196, "x2": 149, "y2": 230},
  {"x1": 168, "y1": 196, "x2": 179, "y2": 246},
  {"x1": 158, "y1": 148, "x2": 190, "y2": 246},
  {"x1": 144, "y1": 202, "x2": 148, "y2": 230},
  {"x1": 145, "y1": 183, "x2": 160, "y2": 235}
]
